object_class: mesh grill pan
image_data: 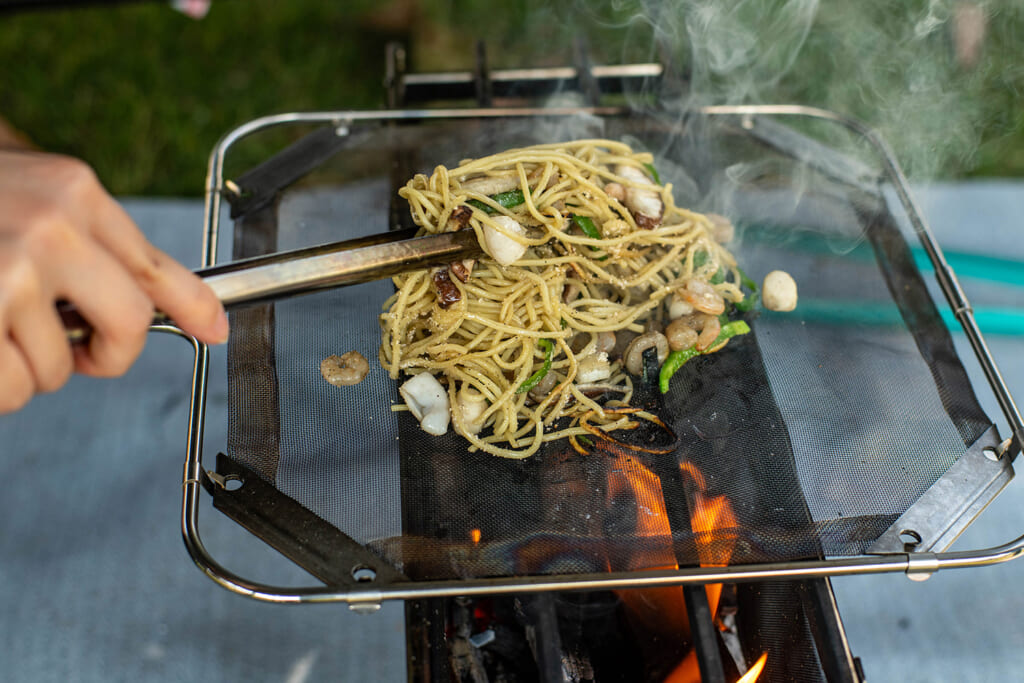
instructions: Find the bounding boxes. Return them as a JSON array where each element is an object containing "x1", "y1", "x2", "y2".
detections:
[{"x1": 209, "y1": 109, "x2": 1003, "y2": 591}]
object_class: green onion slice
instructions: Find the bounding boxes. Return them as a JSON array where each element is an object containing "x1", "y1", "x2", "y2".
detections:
[
  {"x1": 643, "y1": 162, "x2": 662, "y2": 185},
  {"x1": 516, "y1": 338, "x2": 555, "y2": 394},
  {"x1": 467, "y1": 189, "x2": 526, "y2": 215},
  {"x1": 658, "y1": 320, "x2": 751, "y2": 393},
  {"x1": 571, "y1": 214, "x2": 602, "y2": 240}
]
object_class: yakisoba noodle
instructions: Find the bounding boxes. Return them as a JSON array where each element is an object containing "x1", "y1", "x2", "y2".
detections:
[{"x1": 379, "y1": 139, "x2": 753, "y2": 459}]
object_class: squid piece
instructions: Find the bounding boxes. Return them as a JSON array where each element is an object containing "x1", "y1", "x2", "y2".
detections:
[
  {"x1": 615, "y1": 164, "x2": 663, "y2": 229},
  {"x1": 482, "y1": 215, "x2": 528, "y2": 266},
  {"x1": 455, "y1": 386, "x2": 489, "y2": 435},
  {"x1": 400, "y1": 372, "x2": 451, "y2": 436}
]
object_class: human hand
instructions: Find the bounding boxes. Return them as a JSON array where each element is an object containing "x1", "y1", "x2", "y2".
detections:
[{"x1": 0, "y1": 150, "x2": 228, "y2": 413}]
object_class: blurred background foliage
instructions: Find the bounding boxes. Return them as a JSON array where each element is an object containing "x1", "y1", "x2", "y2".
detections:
[{"x1": 0, "y1": 0, "x2": 1021, "y2": 195}]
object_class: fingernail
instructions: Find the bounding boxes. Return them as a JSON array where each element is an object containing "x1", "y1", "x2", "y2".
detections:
[{"x1": 212, "y1": 307, "x2": 230, "y2": 345}]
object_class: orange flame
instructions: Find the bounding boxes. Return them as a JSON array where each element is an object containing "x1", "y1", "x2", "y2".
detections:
[
  {"x1": 608, "y1": 457, "x2": 690, "y2": 643},
  {"x1": 470, "y1": 528, "x2": 481, "y2": 544},
  {"x1": 678, "y1": 462, "x2": 739, "y2": 618},
  {"x1": 604, "y1": 451, "x2": 764, "y2": 682},
  {"x1": 664, "y1": 463, "x2": 764, "y2": 683},
  {"x1": 737, "y1": 653, "x2": 768, "y2": 683}
]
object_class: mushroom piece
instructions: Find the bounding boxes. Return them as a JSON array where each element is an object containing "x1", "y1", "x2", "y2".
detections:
[
  {"x1": 762, "y1": 270, "x2": 798, "y2": 312},
  {"x1": 482, "y1": 215, "x2": 528, "y2": 266},
  {"x1": 576, "y1": 352, "x2": 612, "y2": 383},
  {"x1": 563, "y1": 281, "x2": 582, "y2": 304},
  {"x1": 449, "y1": 258, "x2": 475, "y2": 283},
  {"x1": 623, "y1": 331, "x2": 669, "y2": 376},
  {"x1": 594, "y1": 331, "x2": 617, "y2": 355},
  {"x1": 527, "y1": 370, "x2": 559, "y2": 404},
  {"x1": 462, "y1": 174, "x2": 522, "y2": 197},
  {"x1": 446, "y1": 204, "x2": 473, "y2": 232},
  {"x1": 431, "y1": 268, "x2": 462, "y2": 309},
  {"x1": 399, "y1": 372, "x2": 451, "y2": 436}
]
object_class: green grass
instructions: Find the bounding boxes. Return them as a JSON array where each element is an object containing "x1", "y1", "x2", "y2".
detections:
[
  {"x1": 2, "y1": 0, "x2": 1022, "y2": 196},
  {"x1": 0, "y1": 1, "x2": 391, "y2": 195}
]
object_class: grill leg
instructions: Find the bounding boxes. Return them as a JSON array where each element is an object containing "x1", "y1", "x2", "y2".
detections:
[{"x1": 798, "y1": 578, "x2": 863, "y2": 683}]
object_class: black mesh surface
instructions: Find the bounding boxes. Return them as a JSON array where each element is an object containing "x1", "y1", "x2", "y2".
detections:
[{"x1": 223, "y1": 114, "x2": 994, "y2": 583}]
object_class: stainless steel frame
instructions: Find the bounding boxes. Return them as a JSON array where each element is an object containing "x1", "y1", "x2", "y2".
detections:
[{"x1": 177, "y1": 104, "x2": 1024, "y2": 607}]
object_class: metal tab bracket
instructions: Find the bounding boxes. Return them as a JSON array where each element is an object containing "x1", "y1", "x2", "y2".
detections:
[
  {"x1": 210, "y1": 453, "x2": 408, "y2": 589},
  {"x1": 868, "y1": 426, "x2": 1013, "y2": 555}
]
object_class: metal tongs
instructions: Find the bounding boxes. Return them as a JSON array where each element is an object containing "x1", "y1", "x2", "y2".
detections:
[{"x1": 62, "y1": 228, "x2": 484, "y2": 343}]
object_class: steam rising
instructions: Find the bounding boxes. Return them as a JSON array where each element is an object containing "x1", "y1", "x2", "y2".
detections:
[
  {"x1": 496, "y1": 0, "x2": 1009, "y2": 180},
  {"x1": 680, "y1": 0, "x2": 819, "y2": 102}
]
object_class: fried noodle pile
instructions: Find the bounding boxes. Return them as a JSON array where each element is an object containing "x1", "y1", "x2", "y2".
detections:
[{"x1": 380, "y1": 139, "x2": 746, "y2": 458}]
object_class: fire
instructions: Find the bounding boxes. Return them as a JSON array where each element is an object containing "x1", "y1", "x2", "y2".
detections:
[
  {"x1": 608, "y1": 457, "x2": 690, "y2": 644},
  {"x1": 470, "y1": 528, "x2": 481, "y2": 544},
  {"x1": 601, "y1": 449, "x2": 767, "y2": 681},
  {"x1": 664, "y1": 462, "x2": 765, "y2": 682},
  {"x1": 606, "y1": 456, "x2": 765, "y2": 682},
  {"x1": 737, "y1": 653, "x2": 768, "y2": 683},
  {"x1": 678, "y1": 462, "x2": 739, "y2": 618}
]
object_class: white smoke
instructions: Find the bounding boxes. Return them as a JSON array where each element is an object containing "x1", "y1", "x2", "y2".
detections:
[
  {"x1": 527, "y1": 0, "x2": 1005, "y2": 179},
  {"x1": 424, "y1": 0, "x2": 1009, "y2": 180}
]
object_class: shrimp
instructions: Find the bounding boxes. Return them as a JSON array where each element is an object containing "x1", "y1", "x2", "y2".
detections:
[
  {"x1": 667, "y1": 313, "x2": 721, "y2": 352},
  {"x1": 681, "y1": 278, "x2": 725, "y2": 316},
  {"x1": 320, "y1": 351, "x2": 370, "y2": 387},
  {"x1": 695, "y1": 314, "x2": 721, "y2": 351}
]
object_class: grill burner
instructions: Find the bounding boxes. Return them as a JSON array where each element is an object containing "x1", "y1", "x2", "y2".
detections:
[{"x1": 183, "y1": 38, "x2": 1021, "y2": 683}]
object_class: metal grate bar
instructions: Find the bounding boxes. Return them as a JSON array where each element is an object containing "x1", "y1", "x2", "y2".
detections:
[
  {"x1": 683, "y1": 585, "x2": 727, "y2": 683},
  {"x1": 386, "y1": 35, "x2": 663, "y2": 108}
]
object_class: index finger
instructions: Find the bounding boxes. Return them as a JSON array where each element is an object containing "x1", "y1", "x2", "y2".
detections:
[{"x1": 88, "y1": 188, "x2": 229, "y2": 345}]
